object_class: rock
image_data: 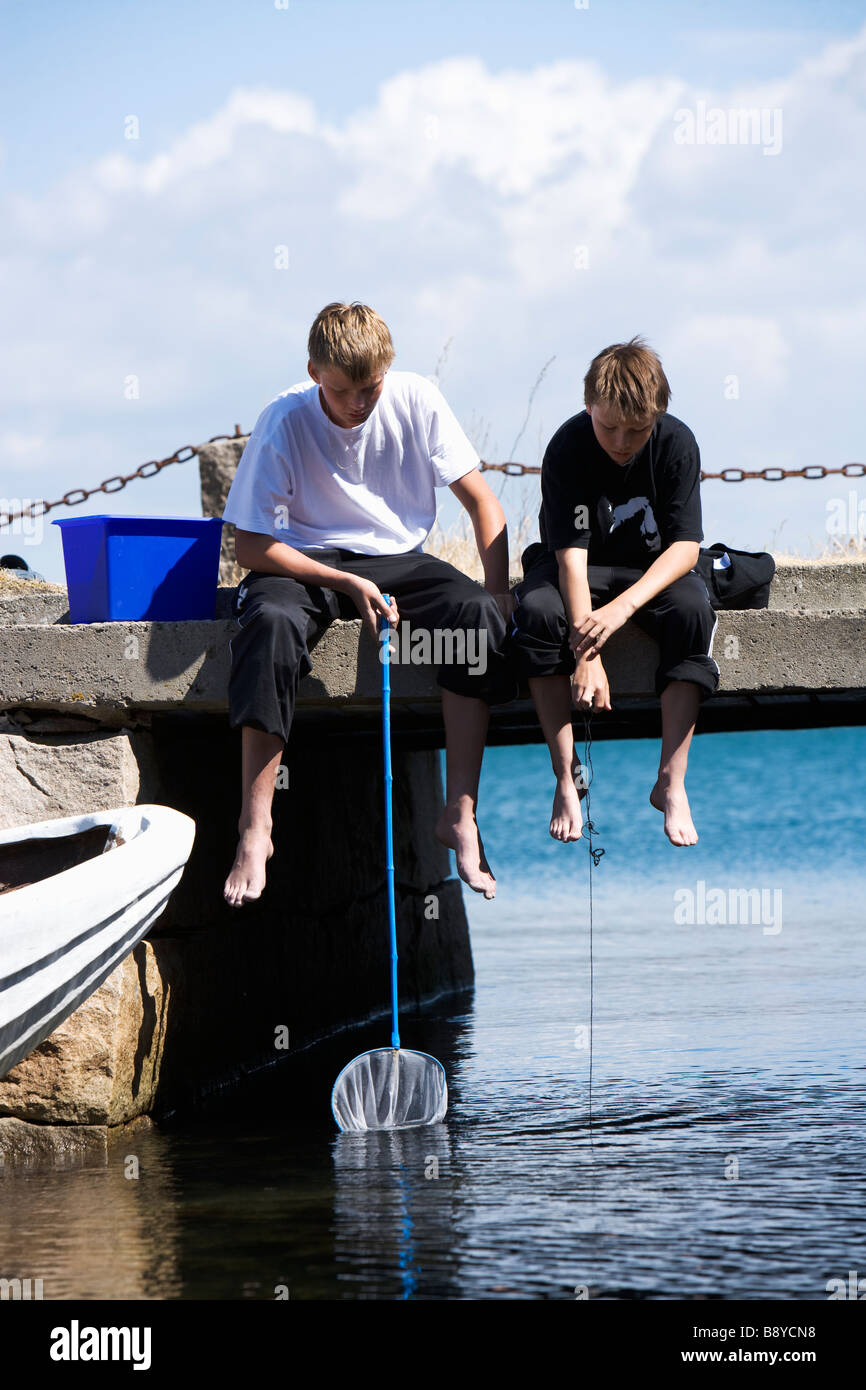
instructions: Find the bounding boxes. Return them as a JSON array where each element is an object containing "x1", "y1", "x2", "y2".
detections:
[
  {"x1": 0, "y1": 1115, "x2": 182, "y2": 1298},
  {"x1": 0, "y1": 728, "x2": 147, "y2": 829},
  {"x1": 0, "y1": 590, "x2": 69, "y2": 625},
  {"x1": 0, "y1": 1112, "x2": 154, "y2": 1169},
  {"x1": 768, "y1": 561, "x2": 866, "y2": 610},
  {"x1": 0, "y1": 1116, "x2": 110, "y2": 1166},
  {"x1": 197, "y1": 437, "x2": 248, "y2": 588},
  {"x1": 0, "y1": 943, "x2": 169, "y2": 1125}
]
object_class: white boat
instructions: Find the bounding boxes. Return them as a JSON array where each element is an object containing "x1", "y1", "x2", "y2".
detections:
[{"x1": 0, "y1": 804, "x2": 195, "y2": 1079}]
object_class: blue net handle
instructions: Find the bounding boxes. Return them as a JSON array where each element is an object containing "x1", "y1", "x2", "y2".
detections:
[{"x1": 380, "y1": 595, "x2": 400, "y2": 1051}]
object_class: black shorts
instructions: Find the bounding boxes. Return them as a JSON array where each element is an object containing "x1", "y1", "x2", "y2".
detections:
[
  {"x1": 511, "y1": 544, "x2": 720, "y2": 700},
  {"x1": 227, "y1": 548, "x2": 519, "y2": 742}
]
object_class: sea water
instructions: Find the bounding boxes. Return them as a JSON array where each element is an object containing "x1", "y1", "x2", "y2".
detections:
[{"x1": 1, "y1": 727, "x2": 863, "y2": 1300}]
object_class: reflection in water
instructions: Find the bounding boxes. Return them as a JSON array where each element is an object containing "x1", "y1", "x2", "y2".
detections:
[
  {"x1": 332, "y1": 1125, "x2": 455, "y2": 1299},
  {"x1": 0, "y1": 1125, "x2": 181, "y2": 1300},
  {"x1": 1, "y1": 731, "x2": 864, "y2": 1299}
]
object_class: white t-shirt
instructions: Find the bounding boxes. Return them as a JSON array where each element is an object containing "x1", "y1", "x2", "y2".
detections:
[{"x1": 222, "y1": 370, "x2": 480, "y2": 555}]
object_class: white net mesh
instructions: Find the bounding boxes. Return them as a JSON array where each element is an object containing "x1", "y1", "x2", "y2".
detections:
[{"x1": 331, "y1": 1048, "x2": 448, "y2": 1132}]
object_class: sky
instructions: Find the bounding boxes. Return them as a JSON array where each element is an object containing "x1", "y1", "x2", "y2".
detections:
[{"x1": 1, "y1": 0, "x2": 865, "y2": 582}]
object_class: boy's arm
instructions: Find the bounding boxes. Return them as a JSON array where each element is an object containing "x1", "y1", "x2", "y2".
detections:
[
  {"x1": 556, "y1": 545, "x2": 592, "y2": 629},
  {"x1": 416, "y1": 377, "x2": 511, "y2": 615},
  {"x1": 234, "y1": 529, "x2": 397, "y2": 638},
  {"x1": 557, "y1": 546, "x2": 611, "y2": 710},
  {"x1": 571, "y1": 539, "x2": 700, "y2": 660},
  {"x1": 448, "y1": 470, "x2": 513, "y2": 618}
]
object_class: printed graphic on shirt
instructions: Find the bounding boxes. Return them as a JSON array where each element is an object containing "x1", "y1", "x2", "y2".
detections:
[
  {"x1": 537, "y1": 410, "x2": 703, "y2": 568},
  {"x1": 607, "y1": 495, "x2": 661, "y2": 554}
]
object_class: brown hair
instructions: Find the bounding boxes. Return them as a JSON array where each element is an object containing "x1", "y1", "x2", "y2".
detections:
[
  {"x1": 584, "y1": 336, "x2": 670, "y2": 419},
  {"x1": 307, "y1": 302, "x2": 395, "y2": 381}
]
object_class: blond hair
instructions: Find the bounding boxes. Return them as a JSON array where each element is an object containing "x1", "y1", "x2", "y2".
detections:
[
  {"x1": 307, "y1": 302, "x2": 395, "y2": 380},
  {"x1": 584, "y1": 336, "x2": 670, "y2": 420}
]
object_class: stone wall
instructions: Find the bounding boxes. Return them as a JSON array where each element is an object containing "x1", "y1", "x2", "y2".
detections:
[
  {"x1": 198, "y1": 437, "x2": 246, "y2": 588},
  {"x1": 0, "y1": 713, "x2": 471, "y2": 1158}
]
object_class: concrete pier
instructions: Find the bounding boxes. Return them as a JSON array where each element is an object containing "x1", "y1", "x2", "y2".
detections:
[
  {"x1": 1, "y1": 565, "x2": 863, "y2": 741},
  {"x1": 0, "y1": 452, "x2": 864, "y2": 1159}
]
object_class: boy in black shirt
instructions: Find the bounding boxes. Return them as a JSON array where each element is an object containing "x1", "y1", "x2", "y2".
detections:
[{"x1": 512, "y1": 337, "x2": 719, "y2": 846}]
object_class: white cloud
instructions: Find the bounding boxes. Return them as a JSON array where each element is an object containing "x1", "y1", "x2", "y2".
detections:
[
  {"x1": 668, "y1": 315, "x2": 791, "y2": 391},
  {"x1": 2, "y1": 24, "x2": 865, "y2": 556},
  {"x1": 0, "y1": 432, "x2": 44, "y2": 457},
  {"x1": 93, "y1": 88, "x2": 317, "y2": 195}
]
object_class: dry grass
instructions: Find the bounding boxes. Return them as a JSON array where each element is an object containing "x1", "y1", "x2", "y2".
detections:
[
  {"x1": 772, "y1": 538, "x2": 866, "y2": 566},
  {"x1": 0, "y1": 571, "x2": 62, "y2": 593},
  {"x1": 425, "y1": 495, "x2": 537, "y2": 582},
  {"x1": 425, "y1": 351, "x2": 551, "y2": 581}
]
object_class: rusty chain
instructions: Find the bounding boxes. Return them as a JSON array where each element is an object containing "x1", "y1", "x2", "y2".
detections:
[
  {"x1": 0, "y1": 428, "x2": 245, "y2": 529},
  {"x1": 1, "y1": 426, "x2": 863, "y2": 529},
  {"x1": 480, "y1": 460, "x2": 866, "y2": 481}
]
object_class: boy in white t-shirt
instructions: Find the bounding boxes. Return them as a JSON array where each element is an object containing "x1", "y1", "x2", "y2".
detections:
[{"x1": 222, "y1": 301, "x2": 517, "y2": 908}]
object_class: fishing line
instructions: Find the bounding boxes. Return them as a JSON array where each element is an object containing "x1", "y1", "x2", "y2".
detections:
[{"x1": 579, "y1": 710, "x2": 604, "y2": 1149}]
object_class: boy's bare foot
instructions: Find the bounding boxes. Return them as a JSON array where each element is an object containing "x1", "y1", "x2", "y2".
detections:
[
  {"x1": 550, "y1": 775, "x2": 583, "y2": 842},
  {"x1": 224, "y1": 825, "x2": 274, "y2": 907},
  {"x1": 435, "y1": 802, "x2": 496, "y2": 899},
  {"x1": 650, "y1": 778, "x2": 698, "y2": 846}
]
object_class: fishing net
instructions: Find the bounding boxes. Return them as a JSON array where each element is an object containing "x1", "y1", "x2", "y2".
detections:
[{"x1": 331, "y1": 1047, "x2": 448, "y2": 1133}]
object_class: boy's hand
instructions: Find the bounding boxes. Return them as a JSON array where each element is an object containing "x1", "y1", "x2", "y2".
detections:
[
  {"x1": 571, "y1": 656, "x2": 611, "y2": 711},
  {"x1": 493, "y1": 591, "x2": 515, "y2": 623},
  {"x1": 570, "y1": 597, "x2": 633, "y2": 661},
  {"x1": 346, "y1": 577, "x2": 399, "y2": 641}
]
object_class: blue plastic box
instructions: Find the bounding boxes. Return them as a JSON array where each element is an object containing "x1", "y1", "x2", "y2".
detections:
[{"x1": 52, "y1": 515, "x2": 224, "y2": 623}]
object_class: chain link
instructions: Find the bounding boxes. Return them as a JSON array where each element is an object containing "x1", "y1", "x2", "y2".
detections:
[
  {"x1": 0, "y1": 428, "x2": 245, "y2": 528},
  {"x1": 1, "y1": 424, "x2": 863, "y2": 529},
  {"x1": 480, "y1": 459, "x2": 866, "y2": 481}
]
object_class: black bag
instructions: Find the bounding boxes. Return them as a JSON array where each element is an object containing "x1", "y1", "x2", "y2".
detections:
[{"x1": 695, "y1": 542, "x2": 775, "y2": 610}]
